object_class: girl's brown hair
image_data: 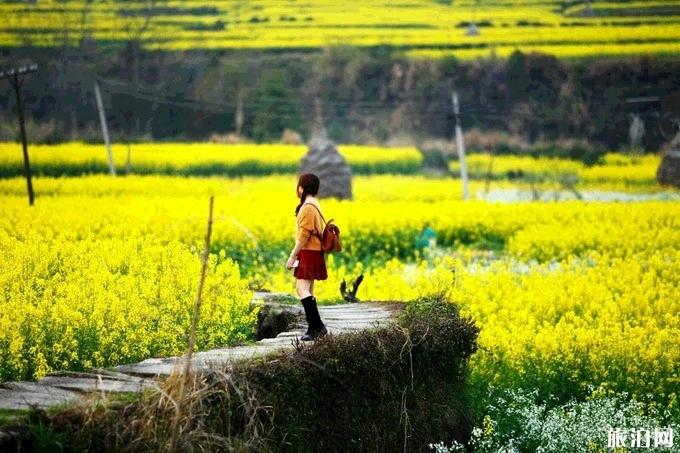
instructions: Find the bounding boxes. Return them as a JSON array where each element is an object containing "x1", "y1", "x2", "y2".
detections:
[{"x1": 295, "y1": 173, "x2": 320, "y2": 216}]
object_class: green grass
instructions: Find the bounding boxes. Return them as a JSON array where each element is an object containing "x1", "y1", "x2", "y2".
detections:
[{"x1": 0, "y1": 408, "x2": 28, "y2": 426}]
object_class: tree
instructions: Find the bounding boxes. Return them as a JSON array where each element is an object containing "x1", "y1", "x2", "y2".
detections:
[{"x1": 251, "y1": 69, "x2": 303, "y2": 142}]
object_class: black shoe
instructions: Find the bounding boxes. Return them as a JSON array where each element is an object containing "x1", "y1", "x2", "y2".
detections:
[{"x1": 300, "y1": 324, "x2": 326, "y2": 341}]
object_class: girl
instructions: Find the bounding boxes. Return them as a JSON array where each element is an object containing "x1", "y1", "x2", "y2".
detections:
[{"x1": 286, "y1": 173, "x2": 328, "y2": 341}]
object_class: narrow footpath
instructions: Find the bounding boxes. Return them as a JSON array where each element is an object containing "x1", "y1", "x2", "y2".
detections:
[{"x1": 0, "y1": 292, "x2": 403, "y2": 412}]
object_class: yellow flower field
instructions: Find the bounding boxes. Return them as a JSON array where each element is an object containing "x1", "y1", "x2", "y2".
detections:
[
  {"x1": 2, "y1": 0, "x2": 679, "y2": 59},
  {"x1": 459, "y1": 248, "x2": 679, "y2": 405},
  {"x1": 450, "y1": 152, "x2": 666, "y2": 190},
  {"x1": 0, "y1": 142, "x2": 422, "y2": 177},
  {"x1": 0, "y1": 142, "x2": 669, "y2": 192},
  {"x1": 0, "y1": 232, "x2": 258, "y2": 381},
  {"x1": 309, "y1": 249, "x2": 679, "y2": 410},
  {"x1": 1, "y1": 170, "x2": 678, "y2": 411}
]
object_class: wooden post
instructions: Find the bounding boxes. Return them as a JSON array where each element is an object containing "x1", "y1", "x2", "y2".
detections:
[
  {"x1": 452, "y1": 91, "x2": 470, "y2": 200},
  {"x1": 1, "y1": 64, "x2": 38, "y2": 206},
  {"x1": 235, "y1": 87, "x2": 244, "y2": 135},
  {"x1": 13, "y1": 74, "x2": 35, "y2": 206},
  {"x1": 94, "y1": 81, "x2": 116, "y2": 175},
  {"x1": 185, "y1": 195, "x2": 215, "y2": 376},
  {"x1": 170, "y1": 195, "x2": 215, "y2": 453}
]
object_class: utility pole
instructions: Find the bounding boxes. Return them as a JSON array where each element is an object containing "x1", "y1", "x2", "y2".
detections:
[
  {"x1": 1, "y1": 63, "x2": 38, "y2": 206},
  {"x1": 452, "y1": 91, "x2": 470, "y2": 200},
  {"x1": 94, "y1": 80, "x2": 116, "y2": 175},
  {"x1": 235, "y1": 87, "x2": 244, "y2": 135}
]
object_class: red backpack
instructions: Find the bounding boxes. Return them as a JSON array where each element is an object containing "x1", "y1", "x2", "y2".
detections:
[{"x1": 304, "y1": 203, "x2": 342, "y2": 253}]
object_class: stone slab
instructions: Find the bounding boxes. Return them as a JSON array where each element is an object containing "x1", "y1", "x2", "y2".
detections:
[
  {"x1": 38, "y1": 373, "x2": 154, "y2": 394},
  {"x1": 0, "y1": 299, "x2": 404, "y2": 410},
  {"x1": 0, "y1": 382, "x2": 80, "y2": 411}
]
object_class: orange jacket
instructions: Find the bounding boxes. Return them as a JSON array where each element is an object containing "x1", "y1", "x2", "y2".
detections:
[{"x1": 296, "y1": 200, "x2": 324, "y2": 251}]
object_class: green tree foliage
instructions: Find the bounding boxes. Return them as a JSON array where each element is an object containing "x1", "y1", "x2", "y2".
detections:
[{"x1": 2, "y1": 47, "x2": 679, "y2": 152}]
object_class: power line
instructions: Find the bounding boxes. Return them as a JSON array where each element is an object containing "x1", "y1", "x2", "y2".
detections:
[
  {"x1": 98, "y1": 76, "x2": 651, "y2": 113},
  {"x1": 101, "y1": 84, "x2": 505, "y2": 117},
  {"x1": 96, "y1": 75, "x2": 661, "y2": 124},
  {"x1": 99, "y1": 77, "x2": 434, "y2": 109}
]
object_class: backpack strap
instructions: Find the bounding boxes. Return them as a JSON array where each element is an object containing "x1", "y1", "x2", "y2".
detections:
[{"x1": 301, "y1": 202, "x2": 326, "y2": 238}]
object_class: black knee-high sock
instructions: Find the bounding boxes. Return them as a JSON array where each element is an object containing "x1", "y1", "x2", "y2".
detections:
[
  {"x1": 300, "y1": 295, "x2": 315, "y2": 329},
  {"x1": 308, "y1": 296, "x2": 324, "y2": 329}
]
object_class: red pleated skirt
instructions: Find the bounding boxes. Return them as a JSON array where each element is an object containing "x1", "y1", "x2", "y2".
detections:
[{"x1": 294, "y1": 249, "x2": 328, "y2": 280}]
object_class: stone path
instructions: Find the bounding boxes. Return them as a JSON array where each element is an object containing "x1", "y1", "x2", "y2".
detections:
[{"x1": 0, "y1": 293, "x2": 403, "y2": 412}]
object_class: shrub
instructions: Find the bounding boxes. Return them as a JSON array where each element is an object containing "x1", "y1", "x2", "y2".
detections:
[{"x1": 429, "y1": 385, "x2": 679, "y2": 453}]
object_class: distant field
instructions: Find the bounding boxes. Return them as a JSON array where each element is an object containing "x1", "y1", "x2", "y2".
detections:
[
  {"x1": 0, "y1": 142, "x2": 423, "y2": 177},
  {"x1": 0, "y1": 142, "x2": 667, "y2": 191},
  {"x1": 2, "y1": 0, "x2": 680, "y2": 59}
]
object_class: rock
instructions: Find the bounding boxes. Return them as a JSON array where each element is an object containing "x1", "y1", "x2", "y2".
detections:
[
  {"x1": 280, "y1": 128, "x2": 303, "y2": 145},
  {"x1": 0, "y1": 382, "x2": 80, "y2": 410},
  {"x1": 385, "y1": 133, "x2": 416, "y2": 148},
  {"x1": 656, "y1": 131, "x2": 680, "y2": 188},
  {"x1": 208, "y1": 132, "x2": 250, "y2": 144},
  {"x1": 38, "y1": 371, "x2": 154, "y2": 394},
  {"x1": 657, "y1": 152, "x2": 680, "y2": 188},
  {"x1": 419, "y1": 138, "x2": 456, "y2": 157},
  {"x1": 418, "y1": 147, "x2": 451, "y2": 176},
  {"x1": 300, "y1": 133, "x2": 353, "y2": 200},
  {"x1": 465, "y1": 23, "x2": 480, "y2": 36},
  {"x1": 255, "y1": 305, "x2": 299, "y2": 340}
]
